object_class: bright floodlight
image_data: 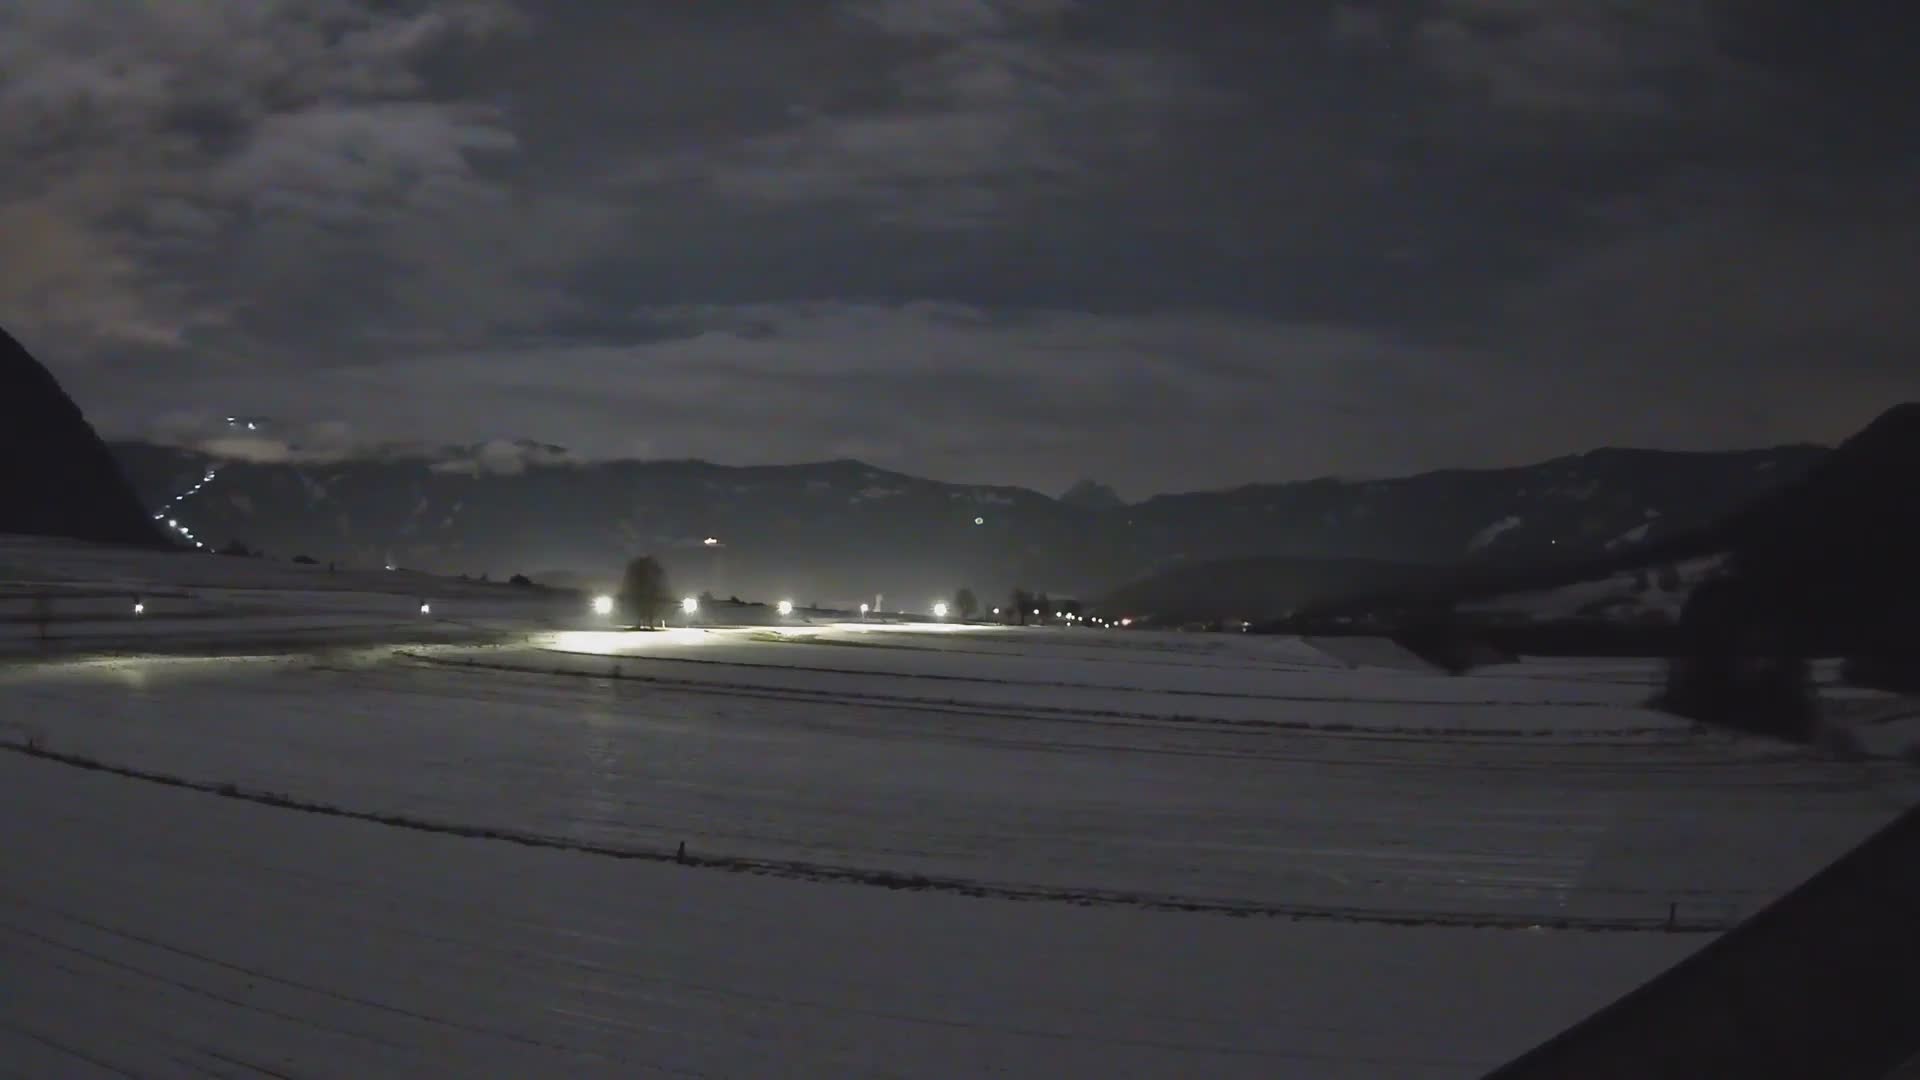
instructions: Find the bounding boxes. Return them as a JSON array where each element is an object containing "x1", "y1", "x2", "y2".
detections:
[
  {"x1": 933, "y1": 602, "x2": 949, "y2": 618},
  {"x1": 777, "y1": 600, "x2": 794, "y2": 616},
  {"x1": 591, "y1": 594, "x2": 615, "y2": 616},
  {"x1": 682, "y1": 596, "x2": 699, "y2": 614}
]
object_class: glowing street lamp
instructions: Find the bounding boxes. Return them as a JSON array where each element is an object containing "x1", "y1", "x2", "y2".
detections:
[
  {"x1": 777, "y1": 599, "x2": 794, "y2": 616},
  {"x1": 933, "y1": 602, "x2": 949, "y2": 619},
  {"x1": 682, "y1": 596, "x2": 700, "y2": 615},
  {"x1": 592, "y1": 595, "x2": 615, "y2": 616},
  {"x1": 860, "y1": 602, "x2": 870, "y2": 615}
]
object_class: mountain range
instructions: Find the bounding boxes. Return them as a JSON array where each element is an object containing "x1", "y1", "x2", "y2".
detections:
[{"x1": 108, "y1": 437, "x2": 1825, "y2": 607}]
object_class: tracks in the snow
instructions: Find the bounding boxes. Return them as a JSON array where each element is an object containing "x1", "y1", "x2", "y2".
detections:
[
  {"x1": 398, "y1": 649, "x2": 1690, "y2": 744},
  {"x1": 0, "y1": 738, "x2": 1734, "y2": 935}
]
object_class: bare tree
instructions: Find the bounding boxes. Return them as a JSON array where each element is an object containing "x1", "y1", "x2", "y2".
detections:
[
  {"x1": 955, "y1": 586, "x2": 979, "y2": 621},
  {"x1": 1008, "y1": 587, "x2": 1034, "y2": 626},
  {"x1": 618, "y1": 555, "x2": 672, "y2": 628}
]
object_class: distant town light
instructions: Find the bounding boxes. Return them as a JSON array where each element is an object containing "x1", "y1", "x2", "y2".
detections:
[
  {"x1": 591, "y1": 595, "x2": 615, "y2": 616},
  {"x1": 703, "y1": 537, "x2": 720, "y2": 546},
  {"x1": 1120, "y1": 618, "x2": 1132, "y2": 627},
  {"x1": 933, "y1": 602, "x2": 949, "y2": 618},
  {"x1": 778, "y1": 599, "x2": 794, "y2": 616},
  {"x1": 682, "y1": 596, "x2": 700, "y2": 614}
]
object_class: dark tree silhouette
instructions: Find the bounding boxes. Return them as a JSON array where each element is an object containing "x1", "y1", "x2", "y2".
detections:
[
  {"x1": 1008, "y1": 588, "x2": 1034, "y2": 626},
  {"x1": 508, "y1": 573, "x2": 533, "y2": 587},
  {"x1": 955, "y1": 587, "x2": 979, "y2": 620},
  {"x1": 1659, "y1": 574, "x2": 1814, "y2": 740},
  {"x1": 618, "y1": 556, "x2": 672, "y2": 628}
]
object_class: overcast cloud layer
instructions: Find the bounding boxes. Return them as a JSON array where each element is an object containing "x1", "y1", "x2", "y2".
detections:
[{"x1": 3, "y1": 0, "x2": 1915, "y2": 496}]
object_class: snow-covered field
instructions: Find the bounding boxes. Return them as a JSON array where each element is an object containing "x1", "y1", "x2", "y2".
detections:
[{"x1": 3, "y1": 537, "x2": 1916, "y2": 1077}]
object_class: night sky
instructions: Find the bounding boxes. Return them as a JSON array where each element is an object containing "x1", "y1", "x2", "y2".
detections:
[{"x1": 3, "y1": 0, "x2": 1915, "y2": 496}]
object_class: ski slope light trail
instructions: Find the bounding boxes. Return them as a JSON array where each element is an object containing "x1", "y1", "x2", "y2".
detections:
[{"x1": 153, "y1": 464, "x2": 223, "y2": 551}]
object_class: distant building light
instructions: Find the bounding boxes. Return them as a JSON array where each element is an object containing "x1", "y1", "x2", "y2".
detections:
[
  {"x1": 419, "y1": 602, "x2": 432, "y2": 615},
  {"x1": 703, "y1": 537, "x2": 720, "y2": 546},
  {"x1": 132, "y1": 601, "x2": 145, "y2": 616}
]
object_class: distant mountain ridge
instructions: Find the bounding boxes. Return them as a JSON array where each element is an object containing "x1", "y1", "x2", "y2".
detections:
[
  {"x1": 107, "y1": 437, "x2": 1825, "y2": 605},
  {"x1": 1, "y1": 324, "x2": 165, "y2": 549}
]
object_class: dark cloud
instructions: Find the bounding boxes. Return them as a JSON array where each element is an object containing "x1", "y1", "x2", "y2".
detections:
[{"x1": 2, "y1": 0, "x2": 1915, "y2": 495}]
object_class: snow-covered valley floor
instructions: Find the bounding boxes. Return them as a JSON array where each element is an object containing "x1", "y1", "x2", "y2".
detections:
[{"x1": 3, "y1": 539, "x2": 1915, "y2": 1077}]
